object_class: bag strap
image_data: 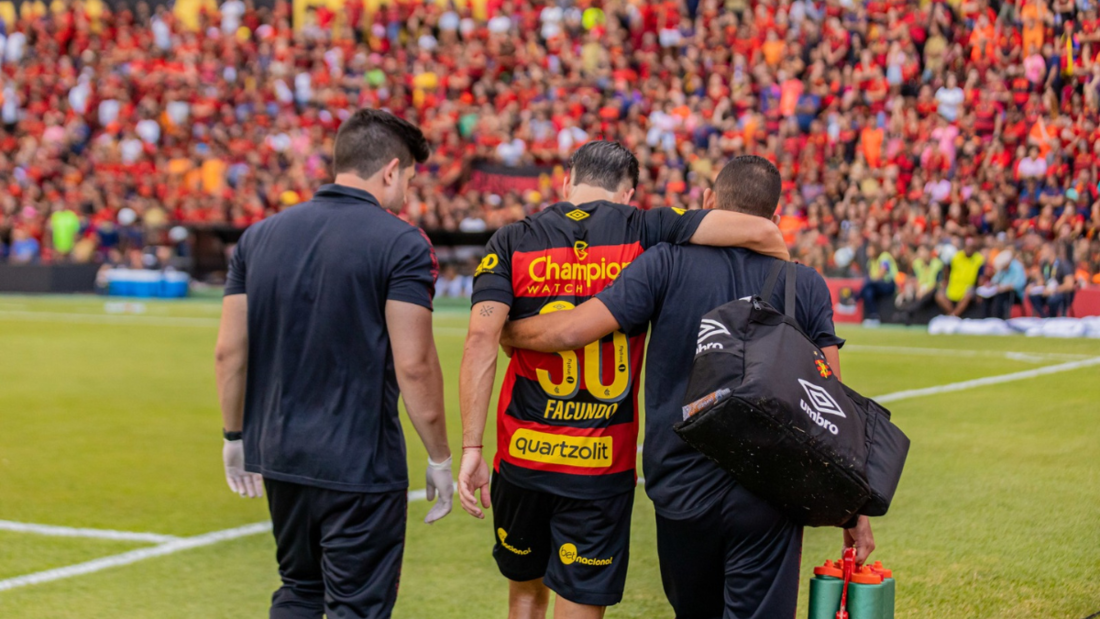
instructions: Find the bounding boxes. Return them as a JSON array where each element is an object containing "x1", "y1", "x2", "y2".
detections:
[
  {"x1": 760, "y1": 260, "x2": 798, "y2": 319},
  {"x1": 784, "y1": 262, "x2": 797, "y2": 319},
  {"x1": 760, "y1": 260, "x2": 785, "y2": 303}
]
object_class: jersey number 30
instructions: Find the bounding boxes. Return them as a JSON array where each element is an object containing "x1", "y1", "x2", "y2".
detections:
[{"x1": 535, "y1": 301, "x2": 630, "y2": 403}]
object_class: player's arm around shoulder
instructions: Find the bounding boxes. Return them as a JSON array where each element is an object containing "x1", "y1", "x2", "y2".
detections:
[{"x1": 687, "y1": 189, "x2": 790, "y2": 260}]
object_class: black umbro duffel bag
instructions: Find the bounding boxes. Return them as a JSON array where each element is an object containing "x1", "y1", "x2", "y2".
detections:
[{"x1": 674, "y1": 261, "x2": 910, "y2": 527}]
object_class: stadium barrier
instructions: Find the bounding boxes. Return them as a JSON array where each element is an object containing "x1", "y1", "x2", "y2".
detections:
[
  {"x1": 0, "y1": 263, "x2": 99, "y2": 293},
  {"x1": 826, "y1": 278, "x2": 1100, "y2": 323}
]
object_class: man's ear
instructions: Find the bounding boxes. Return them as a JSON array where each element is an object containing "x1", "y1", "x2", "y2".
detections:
[
  {"x1": 561, "y1": 174, "x2": 572, "y2": 201},
  {"x1": 382, "y1": 158, "x2": 401, "y2": 186},
  {"x1": 619, "y1": 187, "x2": 636, "y2": 204},
  {"x1": 702, "y1": 188, "x2": 717, "y2": 211}
]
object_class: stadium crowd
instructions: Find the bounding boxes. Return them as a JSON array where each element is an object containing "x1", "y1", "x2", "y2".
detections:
[{"x1": 0, "y1": 0, "x2": 1099, "y2": 314}]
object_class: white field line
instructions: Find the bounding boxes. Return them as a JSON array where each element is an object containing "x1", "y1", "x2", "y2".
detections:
[
  {"x1": 0, "y1": 487, "x2": 466, "y2": 593},
  {"x1": 844, "y1": 344, "x2": 1093, "y2": 362},
  {"x1": 0, "y1": 520, "x2": 180, "y2": 544},
  {"x1": 874, "y1": 356, "x2": 1100, "y2": 403},
  {"x1": 0, "y1": 522, "x2": 271, "y2": 593}
]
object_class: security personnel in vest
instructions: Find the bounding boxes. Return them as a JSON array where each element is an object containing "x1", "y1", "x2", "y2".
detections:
[{"x1": 215, "y1": 109, "x2": 453, "y2": 619}]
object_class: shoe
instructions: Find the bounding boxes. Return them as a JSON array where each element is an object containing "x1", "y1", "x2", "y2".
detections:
[{"x1": 862, "y1": 318, "x2": 881, "y2": 327}]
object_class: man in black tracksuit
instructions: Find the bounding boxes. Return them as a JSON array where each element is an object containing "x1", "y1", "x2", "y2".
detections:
[{"x1": 502, "y1": 156, "x2": 876, "y2": 618}]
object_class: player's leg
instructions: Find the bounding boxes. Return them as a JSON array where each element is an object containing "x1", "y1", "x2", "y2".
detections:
[
  {"x1": 554, "y1": 596, "x2": 606, "y2": 619},
  {"x1": 509, "y1": 579, "x2": 551, "y2": 619},
  {"x1": 265, "y1": 479, "x2": 325, "y2": 619},
  {"x1": 315, "y1": 488, "x2": 407, "y2": 619},
  {"x1": 719, "y1": 484, "x2": 803, "y2": 619},
  {"x1": 492, "y1": 474, "x2": 554, "y2": 619},
  {"x1": 544, "y1": 489, "x2": 634, "y2": 618},
  {"x1": 654, "y1": 499, "x2": 726, "y2": 619}
]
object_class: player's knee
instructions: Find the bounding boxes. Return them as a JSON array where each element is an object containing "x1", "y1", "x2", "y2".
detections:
[{"x1": 509, "y1": 577, "x2": 551, "y2": 609}]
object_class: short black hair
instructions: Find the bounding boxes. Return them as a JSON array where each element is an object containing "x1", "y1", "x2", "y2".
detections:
[
  {"x1": 713, "y1": 155, "x2": 782, "y2": 218},
  {"x1": 567, "y1": 141, "x2": 640, "y2": 191},
  {"x1": 333, "y1": 108, "x2": 430, "y2": 178}
]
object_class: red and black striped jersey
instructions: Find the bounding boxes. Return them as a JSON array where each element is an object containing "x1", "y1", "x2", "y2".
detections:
[{"x1": 471, "y1": 200, "x2": 706, "y2": 499}]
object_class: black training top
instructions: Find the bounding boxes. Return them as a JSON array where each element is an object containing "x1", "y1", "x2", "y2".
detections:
[
  {"x1": 471, "y1": 201, "x2": 705, "y2": 499},
  {"x1": 595, "y1": 244, "x2": 844, "y2": 519},
  {"x1": 225, "y1": 184, "x2": 437, "y2": 493}
]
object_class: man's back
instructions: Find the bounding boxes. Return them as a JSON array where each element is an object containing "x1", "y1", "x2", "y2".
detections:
[
  {"x1": 595, "y1": 244, "x2": 844, "y2": 519},
  {"x1": 226, "y1": 184, "x2": 437, "y2": 492}
]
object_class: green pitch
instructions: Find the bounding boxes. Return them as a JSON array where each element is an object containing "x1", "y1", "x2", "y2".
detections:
[{"x1": 0, "y1": 295, "x2": 1098, "y2": 618}]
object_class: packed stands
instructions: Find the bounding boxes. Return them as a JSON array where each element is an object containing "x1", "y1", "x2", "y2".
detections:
[{"x1": 0, "y1": 0, "x2": 1098, "y2": 304}]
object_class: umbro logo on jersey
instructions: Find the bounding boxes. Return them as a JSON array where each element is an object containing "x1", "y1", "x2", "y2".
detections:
[
  {"x1": 697, "y1": 319, "x2": 731, "y2": 344},
  {"x1": 565, "y1": 209, "x2": 590, "y2": 221}
]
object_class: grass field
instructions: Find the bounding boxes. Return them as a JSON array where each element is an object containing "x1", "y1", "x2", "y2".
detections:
[{"x1": 0, "y1": 294, "x2": 1098, "y2": 619}]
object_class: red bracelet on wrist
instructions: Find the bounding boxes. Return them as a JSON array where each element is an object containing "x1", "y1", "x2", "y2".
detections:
[{"x1": 463, "y1": 445, "x2": 483, "y2": 450}]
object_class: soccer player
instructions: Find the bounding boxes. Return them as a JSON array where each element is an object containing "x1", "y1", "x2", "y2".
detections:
[
  {"x1": 458, "y1": 142, "x2": 790, "y2": 619},
  {"x1": 215, "y1": 109, "x2": 453, "y2": 619},
  {"x1": 501, "y1": 156, "x2": 876, "y2": 619}
]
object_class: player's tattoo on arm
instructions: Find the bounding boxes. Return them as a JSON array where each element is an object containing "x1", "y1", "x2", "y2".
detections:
[{"x1": 480, "y1": 306, "x2": 494, "y2": 317}]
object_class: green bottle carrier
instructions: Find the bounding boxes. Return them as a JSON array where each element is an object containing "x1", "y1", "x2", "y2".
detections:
[{"x1": 808, "y1": 548, "x2": 895, "y2": 619}]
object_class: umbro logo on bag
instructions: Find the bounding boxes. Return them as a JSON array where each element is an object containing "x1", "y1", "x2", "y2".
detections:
[
  {"x1": 696, "y1": 319, "x2": 730, "y2": 353},
  {"x1": 798, "y1": 379, "x2": 845, "y2": 435},
  {"x1": 697, "y1": 319, "x2": 730, "y2": 344}
]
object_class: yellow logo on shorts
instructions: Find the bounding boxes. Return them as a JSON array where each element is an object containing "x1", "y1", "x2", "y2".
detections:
[
  {"x1": 508, "y1": 429, "x2": 612, "y2": 468},
  {"x1": 498, "y1": 528, "x2": 532, "y2": 556},
  {"x1": 559, "y1": 543, "x2": 613, "y2": 567},
  {"x1": 565, "y1": 209, "x2": 590, "y2": 221}
]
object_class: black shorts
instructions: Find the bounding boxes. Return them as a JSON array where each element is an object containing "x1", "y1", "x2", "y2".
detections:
[
  {"x1": 656, "y1": 483, "x2": 803, "y2": 619},
  {"x1": 490, "y1": 473, "x2": 633, "y2": 607}
]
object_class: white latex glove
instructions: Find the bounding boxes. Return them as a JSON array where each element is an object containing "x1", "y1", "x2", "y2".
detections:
[
  {"x1": 223, "y1": 438, "x2": 264, "y2": 498},
  {"x1": 424, "y1": 456, "x2": 454, "y2": 524}
]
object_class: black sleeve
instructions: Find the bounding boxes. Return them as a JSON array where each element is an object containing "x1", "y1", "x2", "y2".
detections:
[
  {"x1": 387, "y1": 229, "x2": 438, "y2": 310},
  {"x1": 594, "y1": 243, "x2": 673, "y2": 335},
  {"x1": 471, "y1": 225, "x2": 518, "y2": 307},
  {"x1": 640, "y1": 207, "x2": 707, "y2": 248},
  {"x1": 224, "y1": 229, "x2": 249, "y2": 296},
  {"x1": 795, "y1": 266, "x2": 845, "y2": 350}
]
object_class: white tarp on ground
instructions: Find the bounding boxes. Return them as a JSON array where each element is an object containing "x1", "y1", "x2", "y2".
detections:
[{"x1": 928, "y1": 315, "x2": 1100, "y2": 338}]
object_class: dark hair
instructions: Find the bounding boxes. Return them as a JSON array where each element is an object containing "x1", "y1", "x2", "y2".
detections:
[
  {"x1": 713, "y1": 155, "x2": 782, "y2": 218},
  {"x1": 333, "y1": 108, "x2": 430, "y2": 178},
  {"x1": 567, "y1": 141, "x2": 640, "y2": 191}
]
